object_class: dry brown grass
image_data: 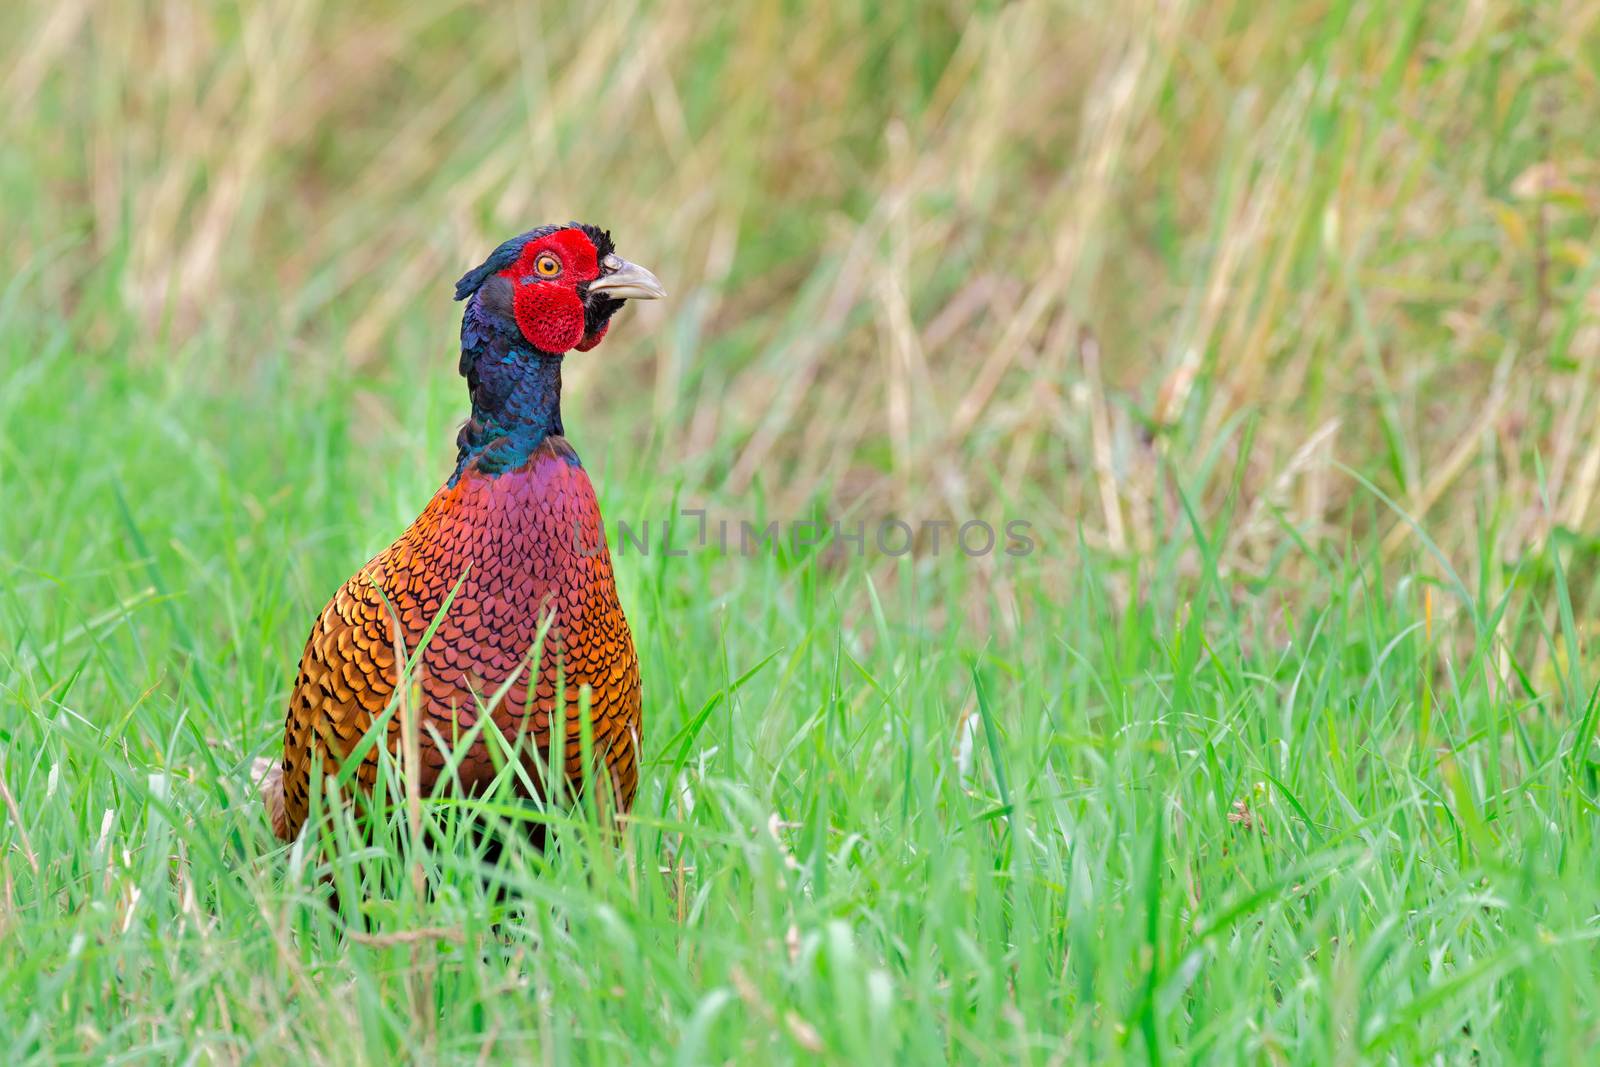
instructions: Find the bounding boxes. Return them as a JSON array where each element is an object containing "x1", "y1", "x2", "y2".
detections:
[{"x1": 6, "y1": 0, "x2": 1600, "y2": 594}]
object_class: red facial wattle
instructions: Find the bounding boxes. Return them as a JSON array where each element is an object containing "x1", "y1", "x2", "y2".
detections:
[
  {"x1": 511, "y1": 283, "x2": 586, "y2": 353},
  {"x1": 496, "y1": 228, "x2": 603, "y2": 354}
]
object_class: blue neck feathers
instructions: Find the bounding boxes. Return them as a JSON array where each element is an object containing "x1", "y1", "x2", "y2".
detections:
[{"x1": 451, "y1": 299, "x2": 567, "y2": 481}]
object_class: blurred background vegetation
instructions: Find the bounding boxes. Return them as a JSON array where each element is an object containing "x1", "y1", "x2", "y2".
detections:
[
  {"x1": 8, "y1": 0, "x2": 1597, "y2": 588},
  {"x1": 7, "y1": 1, "x2": 1600, "y2": 1058}
]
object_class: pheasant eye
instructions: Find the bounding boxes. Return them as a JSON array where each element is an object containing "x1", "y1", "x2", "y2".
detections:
[{"x1": 534, "y1": 253, "x2": 561, "y2": 278}]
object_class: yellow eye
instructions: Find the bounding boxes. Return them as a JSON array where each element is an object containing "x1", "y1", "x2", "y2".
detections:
[{"x1": 534, "y1": 253, "x2": 561, "y2": 278}]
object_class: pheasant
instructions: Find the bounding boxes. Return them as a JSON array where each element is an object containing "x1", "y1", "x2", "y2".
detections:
[{"x1": 263, "y1": 222, "x2": 663, "y2": 842}]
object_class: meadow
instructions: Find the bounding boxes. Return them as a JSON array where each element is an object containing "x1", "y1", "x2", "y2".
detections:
[{"x1": 4, "y1": 0, "x2": 1600, "y2": 1062}]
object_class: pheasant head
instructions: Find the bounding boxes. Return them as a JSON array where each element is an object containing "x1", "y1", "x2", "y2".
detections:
[{"x1": 454, "y1": 222, "x2": 664, "y2": 354}]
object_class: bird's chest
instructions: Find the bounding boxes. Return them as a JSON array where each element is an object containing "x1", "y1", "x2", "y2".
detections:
[
  {"x1": 412, "y1": 446, "x2": 606, "y2": 603},
  {"x1": 379, "y1": 441, "x2": 621, "y2": 653},
  {"x1": 356, "y1": 438, "x2": 636, "y2": 742}
]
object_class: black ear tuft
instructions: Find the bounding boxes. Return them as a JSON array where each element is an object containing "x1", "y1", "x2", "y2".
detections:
[
  {"x1": 574, "y1": 222, "x2": 615, "y2": 261},
  {"x1": 453, "y1": 225, "x2": 563, "y2": 301}
]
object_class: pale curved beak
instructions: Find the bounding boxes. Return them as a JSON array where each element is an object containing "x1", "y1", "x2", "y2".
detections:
[{"x1": 587, "y1": 259, "x2": 665, "y2": 301}]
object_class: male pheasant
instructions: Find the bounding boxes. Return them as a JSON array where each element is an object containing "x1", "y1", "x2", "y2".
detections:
[{"x1": 263, "y1": 223, "x2": 662, "y2": 842}]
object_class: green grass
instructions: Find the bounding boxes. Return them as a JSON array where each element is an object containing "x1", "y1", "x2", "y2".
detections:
[
  {"x1": 6, "y1": 331, "x2": 1600, "y2": 1063},
  {"x1": 6, "y1": 0, "x2": 1600, "y2": 1062}
]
